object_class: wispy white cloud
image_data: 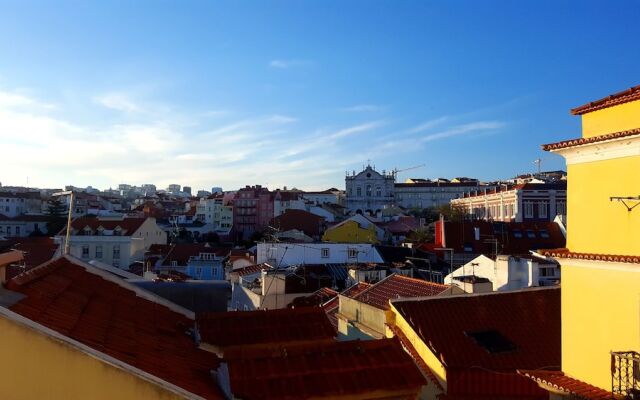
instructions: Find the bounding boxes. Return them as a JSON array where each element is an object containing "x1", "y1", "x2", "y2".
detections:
[
  {"x1": 407, "y1": 116, "x2": 449, "y2": 134},
  {"x1": 419, "y1": 121, "x2": 505, "y2": 142},
  {"x1": 341, "y1": 104, "x2": 385, "y2": 112},
  {"x1": 94, "y1": 92, "x2": 141, "y2": 112},
  {"x1": 329, "y1": 121, "x2": 384, "y2": 139},
  {"x1": 268, "y1": 59, "x2": 312, "y2": 69}
]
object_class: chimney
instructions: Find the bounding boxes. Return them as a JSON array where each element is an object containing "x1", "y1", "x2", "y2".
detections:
[{"x1": 0, "y1": 250, "x2": 23, "y2": 285}]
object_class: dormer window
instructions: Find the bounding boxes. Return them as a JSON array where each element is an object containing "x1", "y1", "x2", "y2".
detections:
[
  {"x1": 96, "y1": 226, "x2": 104, "y2": 236},
  {"x1": 113, "y1": 226, "x2": 122, "y2": 236},
  {"x1": 83, "y1": 226, "x2": 92, "y2": 236}
]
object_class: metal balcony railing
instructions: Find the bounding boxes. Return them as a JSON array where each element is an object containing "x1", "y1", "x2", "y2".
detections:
[{"x1": 612, "y1": 351, "x2": 640, "y2": 398}]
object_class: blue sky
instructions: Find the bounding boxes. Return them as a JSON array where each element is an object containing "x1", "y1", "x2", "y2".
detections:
[{"x1": 0, "y1": 1, "x2": 638, "y2": 191}]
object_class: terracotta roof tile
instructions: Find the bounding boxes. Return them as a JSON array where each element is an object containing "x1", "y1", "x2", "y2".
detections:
[
  {"x1": 354, "y1": 274, "x2": 449, "y2": 310},
  {"x1": 392, "y1": 287, "x2": 560, "y2": 371},
  {"x1": 223, "y1": 338, "x2": 426, "y2": 400},
  {"x1": 63, "y1": 216, "x2": 147, "y2": 236},
  {"x1": 518, "y1": 370, "x2": 612, "y2": 399},
  {"x1": 7, "y1": 257, "x2": 222, "y2": 399},
  {"x1": 571, "y1": 84, "x2": 640, "y2": 115},
  {"x1": 541, "y1": 248, "x2": 640, "y2": 264},
  {"x1": 233, "y1": 263, "x2": 272, "y2": 277},
  {"x1": 542, "y1": 127, "x2": 640, "y2": 151},
  {"x1": 288, "y1": 287, "x2": 338, "y2": 308},
  {"x1": 197, "y1": 307, "x2": 336, "y2": 350}
]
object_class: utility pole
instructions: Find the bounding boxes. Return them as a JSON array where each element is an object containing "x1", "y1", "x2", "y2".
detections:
[{"x1": 64, "y1": 192, "x2": 74, "y2": 256}]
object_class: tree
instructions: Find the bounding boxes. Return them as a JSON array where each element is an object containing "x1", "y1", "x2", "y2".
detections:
[
  {"x1": 45, "y1": 198, "x2": 67, "y2": 235},
  {"x1": 436, "y1": 203, "x2": 467, "y2": 222}
]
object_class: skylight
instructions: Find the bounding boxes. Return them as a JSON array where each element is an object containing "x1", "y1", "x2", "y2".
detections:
[{"x1": 466, "y1": 329, "x2": 517, "y2": 354}]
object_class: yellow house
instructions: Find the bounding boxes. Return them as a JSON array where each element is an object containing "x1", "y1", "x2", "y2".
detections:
[
  {"x1": 322, "y1": 214, "x2": 383, "y2": 244},
  {"x1": 521, "y1": 84, "x2": 640, "y2": 398}
]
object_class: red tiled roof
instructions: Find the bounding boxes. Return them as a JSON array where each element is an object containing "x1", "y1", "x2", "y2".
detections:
[
  {"x1": 392, "y1": 287, "x2": 560, "y2": 371},
  {"x1": 223, "y1": 338, "x2": 426, "y2": 400},
  {"x1": 324, "y1": 282, "x2": 372, "y2": 330},
  {"x1": 233, "y1": 263, "x2": 272, "y2": 277},
  {"x1": 7, "y1": 257, "x2": 222, "y2": 399},
  {"x1": 436, "y1": 220, "x2": 566, "y2": 256},
  {"x1": 386, "y1": 216, "x2": 419, "y2": 234},
  {"x1": 288, "y1": 287, "x2": 337, "y2": 308},
  {"x1": 571, "y1": 84, "x2": 640, "y2": 115},
  {"x1": 542, "y1": 127, "x2": 640, "y2": 151},
  {"x1": 540, "y1": 248, "x2": 640, "y2": 264},
  {"x1": 389, "y1": 325, "x2": 444, "y2": 391},
  {"x1": 64, "y1": 216, "x2": 147, "y2": 236},
  {"x1": 2, "y1": 237, "x2": 59, "y2": 280},
  {"x1": 270, "y1": 209, "x2": 325, "y2": 237},
  {"x1": 518, "y1": 370, "x2": 612, "y2": 399},
  {"x1": 197, "y1": 307, "x2": 336, "y2": 350},
  {"x1": 353, "y1": 274, "x2": 449, "y2": 310}
]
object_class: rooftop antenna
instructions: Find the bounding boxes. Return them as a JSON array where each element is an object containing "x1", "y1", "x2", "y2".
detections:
[
  {"x1": 533, "y1": 158, "x2": 542, "y2": 175},
  {"x1": 64, "y1": 191, "x2": 74, "y2": 256}
]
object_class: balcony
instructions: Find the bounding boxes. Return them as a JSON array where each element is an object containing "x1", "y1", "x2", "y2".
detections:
[{"x1": 612, "y1": 351, "x2": 640, "y2": 398}]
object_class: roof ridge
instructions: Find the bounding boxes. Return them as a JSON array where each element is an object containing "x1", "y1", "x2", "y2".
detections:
[
  {"x1": 6, "y1": 256, "x2": 62, "y2": 289},
  {"x1": 542, "y1": 127, "x2": 640, "y2": 151},
  {"x1": 391, "y1": 273, "x2": 449, "y2": 288},
  {"x1": 391, "y1": 285, "x2": 559, "y2": 304},
  {"x1": 571, "y1": 84, "x2": 640, "y2": 115}
]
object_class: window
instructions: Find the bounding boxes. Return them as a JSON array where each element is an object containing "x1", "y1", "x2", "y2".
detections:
[
  {"x1": 524, "y1": 202, "x2": 534, "y2": 218},
  {"x1": 113, "y1": 245, "x2": 120, "y2": 259},
  {"x1": 348, "y1": 248, "x2": 358, "y2": 258},
  {"x1": 512, "y1": 229, "x2": 522, "y2": 238},
  {"x1": 95, "y1": 245, "x2": 103, "y2": 259},
  {"x1": 321, "y1": 248, "x2": 330, "y2": 258},
  {"x1": 6, "y1": 227, "x2": 11, "y2": 235},
  {"x1": 466, "y1": 330, "x2": 516, "y2": 353},
  {"x1": 15, "y1": 226, "x2": 20, "y2": 236},
  {"x1": 539, "y1": 201, "x2": 548, "y2": 219},
  {"x1": 171, "y1": 261, "x2": 177, "y2": 267},
  {"x1": 82, "y1": 245, "x2": 90, "y2": 259},
  {"x1": 556, "y1": 200, "x2": 566, "y2": 215},
  {"x1": 526, "y1": 230, "x2": 536, "y2": 239},
  {"x1": 539, "y1": 229, "x2": 550, "y2": 239},
  {"x1": 195, "y1": 267, "x2": 203, "y2": 277},
  {"x1": 356, "y1": 187, "x2": 362, "y2": 196},
  {"x1": 113, "y1": 226, "x2": 122, "y2": 236}
]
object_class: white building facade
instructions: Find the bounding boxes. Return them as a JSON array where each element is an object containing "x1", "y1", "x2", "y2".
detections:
[
  {"x1": 444, "y1": 254, "x2": 560, "y2": 292},
  {"x1": 345, "y1": 165, "x2": 395, "y2": 214},
  {"x1": 256, "y1": 242, "x2": 384, "y2": 267}
]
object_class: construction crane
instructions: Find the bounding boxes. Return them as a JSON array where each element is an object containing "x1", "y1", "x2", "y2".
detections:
[
  {"x1": 533, "y1": 158, "x2": 542, "y2": 175},
  {"x1": 392, "y1": 164, "x2": 426, "y2": 181}
]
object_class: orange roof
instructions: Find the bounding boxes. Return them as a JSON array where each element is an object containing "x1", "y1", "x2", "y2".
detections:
[
  {"x1": 197, "y1": 307, "x2": 336, "y2": 350},
  {"x1": 571, "y1": 84, "x2": 640, "y2": 115},
  {"x1": 391, "y1": 287, "x2": 560, "y2": 371},
  {"x1": 223, "y1": 338, "x2": 426, "y2": 400},
  {"x1": 353, "y1": 274, "x2": 449, "y2": 310},
  {"x1": 518, "y1": 370, "x2": 612, "y2": 399},
  {"x1": 541, "y1": 248, "x2": 640, "y2": 263},
  {"x1": 7, "y1": 257, "x2": 223, "y2": 399},
  {"x1": 542, "y1": 127, "x2": 640, "y2": 151}
]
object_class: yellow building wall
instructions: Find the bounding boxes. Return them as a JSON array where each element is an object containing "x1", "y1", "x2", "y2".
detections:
[
  {"x1": 581, "y1": 100, "x2": 640, "y2": 137},
  {"x1": 566, "y1": 157, "x2": 640, "y2": 255},
  {"x1": 561, "y1": 261, "x2": 640, "y2": 390},
  {"x1": 0, "y1": 314, "x2": 189, "y2": 400},
  {"x1": 389, "y1": 304, "x2": 448, "y2": 392},
  {"x1": 322, "y1": 221, "x2": 379, "y2": 244}
]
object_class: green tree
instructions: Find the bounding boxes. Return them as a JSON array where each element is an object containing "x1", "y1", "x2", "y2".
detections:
[
  {"x1": 436, "y1": 203, "x2": 467, "y2": 222},
  {"x1": 45, "y1": 198, "x2": 67, "y2": 235}
]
